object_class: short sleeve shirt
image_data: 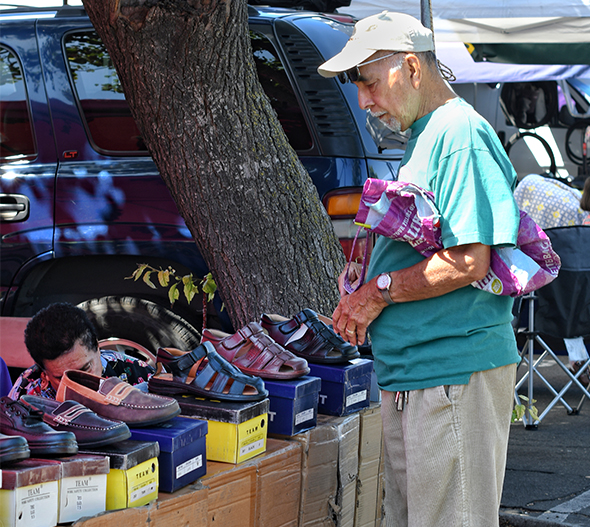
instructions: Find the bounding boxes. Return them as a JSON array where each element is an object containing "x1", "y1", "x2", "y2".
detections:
[
  {"x1": 8, "y1": 350, "x2": 154, "y2": 400},
  {"x1": 366, "y1": 97, "x2": 521, "y2": 392}
]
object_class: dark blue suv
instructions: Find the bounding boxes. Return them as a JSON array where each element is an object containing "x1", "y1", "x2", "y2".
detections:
[{"x1": 0, "y1": 4, "x2": 404, "y2": 357}]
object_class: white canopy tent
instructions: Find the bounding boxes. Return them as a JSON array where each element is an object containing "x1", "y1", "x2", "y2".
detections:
[{"x1": 337, "y1": 1, "x2": 590, "y2": 64}]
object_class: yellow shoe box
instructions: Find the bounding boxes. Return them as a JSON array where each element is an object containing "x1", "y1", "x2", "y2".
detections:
[
  {"x1": 176, "y1": 395, "x2": 269, "y2": 464},
  {"x1": 80, "y1": 440, "x2": 159, "y2": 510},
  {"x1": 0, "y1": 458, "x2": 60, "y2": 527}
]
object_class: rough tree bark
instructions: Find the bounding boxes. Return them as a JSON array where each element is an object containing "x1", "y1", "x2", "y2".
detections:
[{"x1": 82, "y1": 0, "x2": 346, "y2": 329}]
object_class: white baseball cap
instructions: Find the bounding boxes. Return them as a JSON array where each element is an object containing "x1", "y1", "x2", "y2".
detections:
[{"x1": 318, "y1": 11, "x2": 435, "y2": 78}]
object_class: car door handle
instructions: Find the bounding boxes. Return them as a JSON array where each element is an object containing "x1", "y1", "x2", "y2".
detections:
[{"x1": 0, "y1": 194, "x2": 30, "y2": 222}]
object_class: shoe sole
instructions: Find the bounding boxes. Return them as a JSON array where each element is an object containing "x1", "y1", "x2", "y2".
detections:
[
  {"x1": 27, "y1": 438, "x2": 78, "y2": 457},
  {"x1": 0, "y1": 444, "x2": 30, "y2": 464}
]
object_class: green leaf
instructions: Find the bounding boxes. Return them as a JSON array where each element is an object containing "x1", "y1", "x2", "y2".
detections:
[
  {"x1": 201, "y1": 272, "x2": 217, "y2": 295},
  {"x1": 158, "y1": 270, "x2": 170, "y2": 287},
  {"x1": 142, "y1": 271, "x2": 156, "y2": 289},
  {"x1": 168, "y1": 283, "x2": 179, "y2": 305},
  {"x1": 128, "y1": 263, "x2": 149, "y2": 281}
]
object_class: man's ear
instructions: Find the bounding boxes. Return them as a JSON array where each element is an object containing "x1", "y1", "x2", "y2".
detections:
[{"x1": 405, "y1": 54, "x2": 422, "y2": 88}]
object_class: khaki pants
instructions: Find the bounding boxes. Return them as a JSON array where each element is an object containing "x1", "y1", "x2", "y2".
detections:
[{"x1": 381, "y1": 363, "x2": 517, "y2": 527}]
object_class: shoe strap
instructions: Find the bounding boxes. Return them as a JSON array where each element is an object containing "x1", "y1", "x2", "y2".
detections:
[
  {"x1": 53, "y1": 402, "x2": 92, "y2": 425},
  {"x1": 102, "y1": 381, "x2": 136, "y2": 406},
  {"x1": 174, "y1": 343, "x2": 208, "y2": 373}
]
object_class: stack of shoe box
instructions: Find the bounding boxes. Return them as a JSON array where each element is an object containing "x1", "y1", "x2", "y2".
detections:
[
  {"x1": 129, "y1": 416, "x2": 208, "y2": 493},
  {"x1": 0, "y1": 454, "x2": 110, "y2": 526},
  {"x1": 176, "y1": 396, "x2": 269, "y2": 464},
  {"x1": 80, "y1": 440, "x2": 160, "y2": 510}
]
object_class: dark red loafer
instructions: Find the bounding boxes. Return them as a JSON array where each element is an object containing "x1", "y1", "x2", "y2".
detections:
[
  {"x1": 56, "y1": 370, "x2": 180, "y2": 427},
  {"x1": 0, "y1": 396, "x2": 78, "y2": 457},
  {"x1": 22, "y1": 395, "x2": 131, "y2": 448}
]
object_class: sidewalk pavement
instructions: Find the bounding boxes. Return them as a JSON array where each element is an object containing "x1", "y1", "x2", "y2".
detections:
[{"x1": 499, "y1": 355, "x2": 590, "y2": 527}]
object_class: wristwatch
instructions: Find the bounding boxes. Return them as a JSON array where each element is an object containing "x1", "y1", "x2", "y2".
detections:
[{"x1": 376, "y1": 273, "x2": 395, "y2": 305}]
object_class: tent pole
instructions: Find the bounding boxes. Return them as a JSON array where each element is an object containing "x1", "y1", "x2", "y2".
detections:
[{"x1": 421, "y1": 0, "x2": 433, "y2": 31}]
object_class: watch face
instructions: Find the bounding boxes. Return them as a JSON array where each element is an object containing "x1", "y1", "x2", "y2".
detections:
[{"x1": 377, "y1": 273, "x2": 390, "y2": 290}]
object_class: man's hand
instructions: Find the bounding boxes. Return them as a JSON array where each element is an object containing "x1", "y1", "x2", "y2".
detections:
[
  {"x1": 332, "y1": 277, "x2": 387, "y2": 347},
  {"x1": 337, "y1": 262, "x2": 363, "y2": 297}
]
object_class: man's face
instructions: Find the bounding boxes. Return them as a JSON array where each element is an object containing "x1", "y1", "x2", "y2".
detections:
[
  {"x1": 40, "y1": 340, "x2": 102, "y2": 391},
  {"x1": 353, "y1": 52, "x2": 416, "y2": 132}
]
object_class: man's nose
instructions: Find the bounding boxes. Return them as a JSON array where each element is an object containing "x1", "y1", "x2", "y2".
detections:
[{"x1": 357, "y1": 85, "x2": 373, "y2": 110}]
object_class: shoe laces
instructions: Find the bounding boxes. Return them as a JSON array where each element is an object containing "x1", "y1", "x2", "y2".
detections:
[{"x1": 1, "y1": 397, "x2": 44, "y2": 424}]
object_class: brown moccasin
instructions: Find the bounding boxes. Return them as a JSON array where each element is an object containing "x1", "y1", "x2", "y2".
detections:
[{"x1": 56, "y1": 370, "x2": 180, "y2": 427}]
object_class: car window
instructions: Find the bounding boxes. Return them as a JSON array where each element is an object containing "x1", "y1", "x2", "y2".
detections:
[
  {"x1": 0, "y1": 46, "x2": 37, "y2": 161},
  {"x1": 251, "y1": 31, "x2": 312, "y2": 151},
  {"x1": 64, "y1": 31, "x2": 147, "y2": 154},
  {"x1": 64, "y1": 30, "x2": 312, "y2": 155}
]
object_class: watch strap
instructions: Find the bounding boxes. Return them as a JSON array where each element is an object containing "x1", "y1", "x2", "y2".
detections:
[{"x1": 381, "y1": 286, "x2": 395, "y2": 305}]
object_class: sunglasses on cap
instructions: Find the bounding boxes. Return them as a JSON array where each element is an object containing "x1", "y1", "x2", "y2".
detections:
[{"x1": 337, "y1": 52, "x2": 404, "y2": 84}]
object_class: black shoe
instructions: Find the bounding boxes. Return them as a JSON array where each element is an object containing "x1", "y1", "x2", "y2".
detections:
[
  {"x1": 0, "y1": 396, "x2": 78, "y2": 457},
  {"x1": 0, "y1": 432, "x2": 30, "y2": 464}
]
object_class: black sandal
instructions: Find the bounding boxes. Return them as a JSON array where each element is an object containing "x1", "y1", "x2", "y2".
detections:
[
  {"x1": 148, "y1": 341, "x2": 268, "y2": 402},
  {"x1": 261, "y1": 309, "x2": 360, "y2": 364}
]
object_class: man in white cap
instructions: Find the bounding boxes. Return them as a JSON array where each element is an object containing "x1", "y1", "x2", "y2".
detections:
[{"x1": 324, "y1": 12, "x2": 521, "y2": 527}]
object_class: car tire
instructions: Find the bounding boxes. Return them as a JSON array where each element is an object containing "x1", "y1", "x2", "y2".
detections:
[{"x1": 78, "y1": 296, "x2": 201, "y2": 365}]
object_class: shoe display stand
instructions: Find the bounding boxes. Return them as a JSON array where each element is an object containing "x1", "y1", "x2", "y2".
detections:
[{"x1": 67, "y1": 402, "x2": 384, "y2": 527}]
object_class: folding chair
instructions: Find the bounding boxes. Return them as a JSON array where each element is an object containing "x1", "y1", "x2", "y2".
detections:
[{"x1": 514, "y1": 225, "x2": 590, "y2": 428}]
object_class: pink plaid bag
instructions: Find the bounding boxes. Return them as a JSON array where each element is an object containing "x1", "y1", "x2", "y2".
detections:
[{"x1": 344, "y1": 178, "x2": 561, "y2": 297}]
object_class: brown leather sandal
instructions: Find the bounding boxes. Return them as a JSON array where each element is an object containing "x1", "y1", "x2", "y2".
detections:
[
  {"x1": 202, "y1": 322, "x2": 310, "y2": 380},
  {"x1": 261, "y1": 309, "x2": 360, "y2": 364}
]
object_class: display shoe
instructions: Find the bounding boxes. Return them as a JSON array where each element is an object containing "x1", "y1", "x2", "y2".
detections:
[
  {"x1": 261, "y1": 308, "x2": 360, "y2": 364},
  {"x1": 149, "y1": 341, "x2": 268, "y2": 402},
  {"x1": 0, "y1": 432, "x2": 30, "y2": 464},
  {"x1": 56, "y1": 370, "x2": 180, "y2": 428},
  {"x1": 0, "y1": 396, "x2": 78, "y2": 457},
  {"x1": 201, "y1": 322, "x2": 310, "y2": 379},
  {"x1": 22, "y1": 395, "x2": 131, "y2": 448}
]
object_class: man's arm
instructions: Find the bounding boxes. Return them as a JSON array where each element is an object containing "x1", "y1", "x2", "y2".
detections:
[{"x1": 332, "y1": 243, "x2": 491, "y2": 346}]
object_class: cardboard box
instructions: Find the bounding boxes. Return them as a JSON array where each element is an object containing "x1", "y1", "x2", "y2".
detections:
[
  {"x1": 177, "y1": 395, "x2": 269, "y2": 463},
  {"x1": 202, "y1": 438, "x2": 302, "y2": 527},
  {"x1": 69, "y1": 439, "x2": 303, "y2": 527},
  {"x1": 80, "y1": 440, "x2": 159, "y2": 510},
  {"x1": 354, "y1": 403, "x2": 384, "y2": 527},
  {"x1": 55, "y1": 454, "x2": 109, "y2": 524},
  {"x1": 265, "y1": 376, "x2": 321, "y2": 436},
  {"x1": 289, "y1": 420, "x2": 339, "y2": 525},
  {"x1": 0, "y1": 458, "x2": 60, "y2": 527},
  {"x1": 317, "y1": 413, "x2": 360, "y2": 527},
  {"x1": 201, "y1": 459, "x2": 257, "y2": 525},
  {"x1": 309, "y1": 358, "x2": 373, "y2": 416},
  {"x1": 252, "y1": 439, "x2": 302, "y2": 527},
  {"x1": 129, "y1": 416, "x2": 208, "y2": 492}
]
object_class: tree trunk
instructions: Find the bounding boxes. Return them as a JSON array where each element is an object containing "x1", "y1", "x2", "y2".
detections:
[{"x1": 82, "y1": 0, "x2": 345, "y2": 329}]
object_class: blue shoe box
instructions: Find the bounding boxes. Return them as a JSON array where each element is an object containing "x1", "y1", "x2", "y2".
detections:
[
  {"x1": 129, "y1": 416, "x2": 207, "y2": 493},
  {"x1": 264, "y1": 375, "x2": 321, "y2": 436},
  {"x1": 308, "y1": 358, "x2": 373, "y2": 416}
]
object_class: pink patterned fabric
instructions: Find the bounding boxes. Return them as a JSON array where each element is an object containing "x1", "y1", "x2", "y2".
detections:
[{"x1": 350, "y1": 178, "x2": 561, "y2": 297}]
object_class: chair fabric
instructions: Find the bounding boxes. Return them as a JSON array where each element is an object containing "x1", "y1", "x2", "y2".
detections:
[
  {"x1": 514, "y1": 225, "x2": 590, "y2": 426},
  {"x1": 535, "y1": 226, "x2": 590, "y2": 339}
]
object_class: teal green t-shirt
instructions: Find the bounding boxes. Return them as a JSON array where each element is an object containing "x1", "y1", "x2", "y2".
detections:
[{"x1": 366, "y1": 97, "x2": 521, "y2": 392}]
